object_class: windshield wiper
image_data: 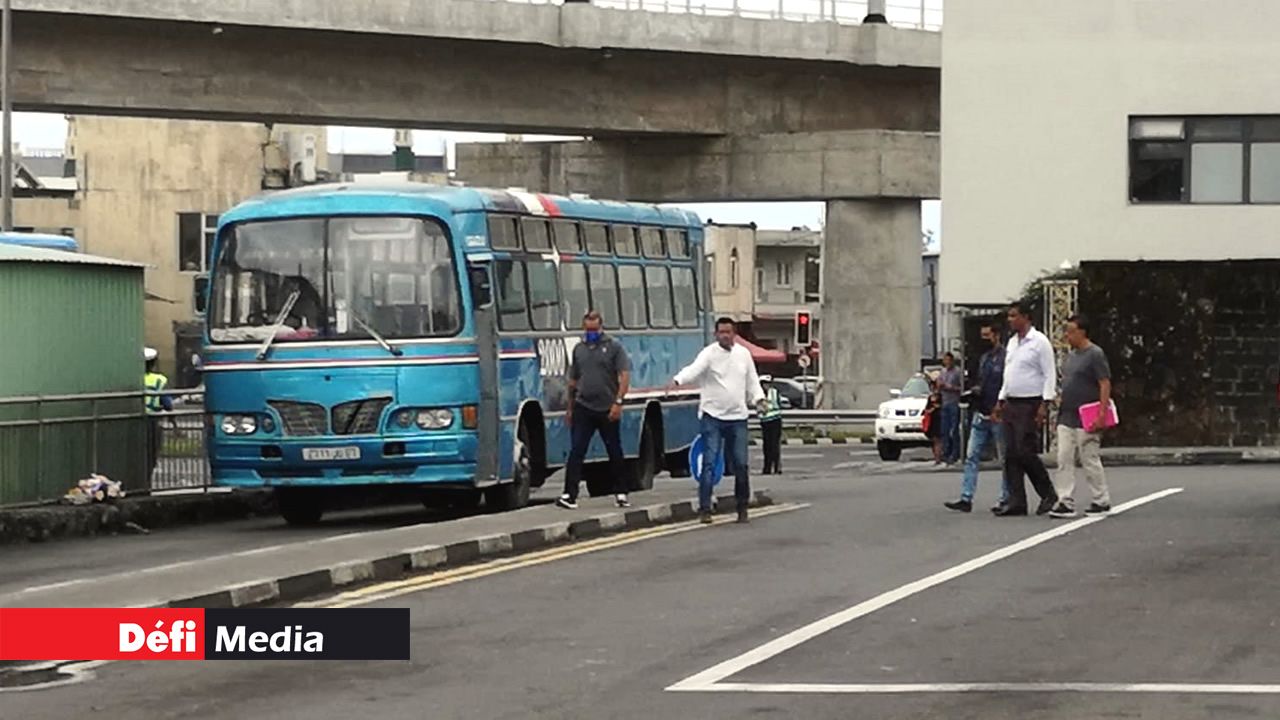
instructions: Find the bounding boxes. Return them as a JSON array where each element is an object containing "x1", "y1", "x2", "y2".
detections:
[
  {"x1": 351, "y1": 312, "x2": 403, "y2": 357},
  {"x1": 256, "y1": 289, "x2": 301, "y2": 361}
]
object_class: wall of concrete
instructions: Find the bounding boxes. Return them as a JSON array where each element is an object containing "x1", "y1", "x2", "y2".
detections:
[
  {"x1": 941, "y1": 0, "x2": 1280, "y2": 306},
  {"x1": 14, "y1": 0, "x2": 940, "y2": 68},
  {"x1": 704, "y1": 224, "x2": 756, "y2": 323},
  {"x1": 12, "y1": 13, "x2": 937, "y2": 136},
  {"x1": 457, "y1": 131, "x2": 939, "y2": 202},
  {"x1": 14, "y1": 197, "x2": 78, "y2": 234},
  {"x1": 822, "y1": 199, "x2": 922, "y2": 409}
]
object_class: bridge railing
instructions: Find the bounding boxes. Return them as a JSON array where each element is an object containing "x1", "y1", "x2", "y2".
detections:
[{"x1": 492, "y1": 0, "x2": 943, "y2": 30}]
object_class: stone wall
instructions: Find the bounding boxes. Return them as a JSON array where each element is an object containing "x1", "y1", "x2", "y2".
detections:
[{"x1": 1079, "y1": 261, "x2": 1280, "y2": 447}]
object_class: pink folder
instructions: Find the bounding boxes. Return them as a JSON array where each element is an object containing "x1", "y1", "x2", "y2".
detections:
[{"x1": 1078, "y1": 400, "x2": 1119, "y2": 430}]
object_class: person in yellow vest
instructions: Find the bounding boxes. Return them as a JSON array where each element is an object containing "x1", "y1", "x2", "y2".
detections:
[
  {"x1": 144, "y1": 347, "x2": 173, "y2": 480},
  {"x1": 758, "y1": 375, "x2": 784, "y2": 475}
]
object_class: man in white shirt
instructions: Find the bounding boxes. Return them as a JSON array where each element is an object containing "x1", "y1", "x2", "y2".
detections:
[
  {"x1": 991, "y1": 302, "x2": 1060, "y2": 517},
  {"x1": 668, "y1": 317, "x2": 768, "y2": 525}
]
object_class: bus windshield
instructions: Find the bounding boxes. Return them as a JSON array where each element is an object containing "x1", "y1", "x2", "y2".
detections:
[{"x1": 209, "y1": 216, "x2": 461, "y2": 344}]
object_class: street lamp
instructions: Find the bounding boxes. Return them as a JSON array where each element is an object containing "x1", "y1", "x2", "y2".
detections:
[{"x1": 1, "y1": 0, "x2": 11, "y2": 231}]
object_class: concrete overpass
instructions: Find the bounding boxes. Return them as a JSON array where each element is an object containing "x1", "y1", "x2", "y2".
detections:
[{"x1": 11, "y1": 0, "x2": 940, "y2": 408}]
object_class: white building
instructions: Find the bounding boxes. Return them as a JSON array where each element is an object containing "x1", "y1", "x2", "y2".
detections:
[{"x1": 940, "y1": 0, "x2": 1280, "y2": 306}]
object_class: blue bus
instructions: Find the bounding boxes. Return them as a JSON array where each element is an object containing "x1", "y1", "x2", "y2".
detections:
[
  {"x1": 0, "y1": 231, "x2": 79, "y2": 253},
  {"x1": 200, "y1": 183, "x2": 710, "y2": 524}
]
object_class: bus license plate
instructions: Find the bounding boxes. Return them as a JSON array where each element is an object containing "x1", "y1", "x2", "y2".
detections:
[{"x1": 302, "y1": 447, "x2": 361, "y2": 462}]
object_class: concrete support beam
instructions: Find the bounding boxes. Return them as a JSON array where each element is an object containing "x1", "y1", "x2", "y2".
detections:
[
  {"x1": 821, "y1": 199, "x2": 922, "y2": 410},
  {"x1": 11, "y1": 12, "x2": 937, "y2": 136},
  {"x1": 455, "y1": 131, "x2": 939, "y2": 203},
  {"x1": 13, "y1": 0, "x2": 941, "y2": 69}
]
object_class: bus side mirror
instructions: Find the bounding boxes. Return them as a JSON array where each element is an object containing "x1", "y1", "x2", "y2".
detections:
[
  {"x1": 193, "y1": 274, "x2": 210, "y2": 317},
  {"x1": 469, "y1": 265, "x2": 493, "y2": 309}
]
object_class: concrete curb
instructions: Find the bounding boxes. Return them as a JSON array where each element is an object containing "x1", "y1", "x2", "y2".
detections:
[
  {"x1": 0, "y1": 490, "x2": 276, "y2": 546},
  {"x1": 752, "y1": 437, "x2": 868, "y2": 447},
  {"x1": 165, "y1": 489, "x2": 775, "y2": 609}
]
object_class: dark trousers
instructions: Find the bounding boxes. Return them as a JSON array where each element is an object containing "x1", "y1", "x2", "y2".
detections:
[
  {"x1": 563, "y1": 405, "x2": 626, "y2": 501},
  {"x1": 1002, "y1": 398, "x2": 1056, "y2": 509},
  {"x1": 146, "y1": 417, "x2": 162, "y2": 480},
  {"x1": 761, "y1": 419, "x2": 783, "y2": 474}
]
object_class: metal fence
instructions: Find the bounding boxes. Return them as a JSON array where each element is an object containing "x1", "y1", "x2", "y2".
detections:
[
  {"x1": 0, "y1": 388, "x2": 211, "y2": 507},
  {"x1": 493, "y1": 0, "x2": 943, "y2": 30}
]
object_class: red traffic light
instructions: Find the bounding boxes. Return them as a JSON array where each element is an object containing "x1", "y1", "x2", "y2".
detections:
[{"x1": 798, "y1": 314, "x2": 810, "y2": 325}]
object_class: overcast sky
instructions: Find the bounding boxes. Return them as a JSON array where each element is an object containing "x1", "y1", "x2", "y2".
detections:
[{"x1": 13, "y1": 112, "x2": 940, "y2": 246}]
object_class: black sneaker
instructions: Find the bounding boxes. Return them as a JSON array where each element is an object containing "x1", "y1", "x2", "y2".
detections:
[
  {"x1": 699, "y1": 511, "x2": 714, "y2": 525},
  {"x1": 1035, "y1": 496, "x2": 1059, "y2": 516},
  {"x1": 1048, "y1": 503, "x2": 1076, "y2": 519},
  {"x1": 736, "y1": 509, "x2": 750, "y2": 524},
  {"x1": 944, "y1": 499, "x2": 973, "y2": 513},
  {"x1": 1085, "y1": 503, "x2": 1111, "y2": 515},
  {"x1": 555, "y1": 495, "x2": 578, "y2": 510}
]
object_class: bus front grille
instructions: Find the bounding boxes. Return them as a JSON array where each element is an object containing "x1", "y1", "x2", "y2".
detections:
[
  {"x1": 267, "y1": 400, "x2": 329, "y2": 436},
  {"x1": 331, "y1": 398, "x2": 392, "y2": 436}
]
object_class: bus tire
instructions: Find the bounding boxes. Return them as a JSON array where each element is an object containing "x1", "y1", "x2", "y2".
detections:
[
  {"x1": 629, "y1": 417, "x2": 659, "y2": 492},
  {"x1": 277, "y1": 488, "x2": 324, "y2": 526},
  {"x1": 486, "y1": 420, "x2": 534, "y2": 511}
]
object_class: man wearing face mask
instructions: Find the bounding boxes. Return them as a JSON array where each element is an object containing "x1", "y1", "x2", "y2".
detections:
[{"x1": 558, "y1": 310, "x2": 633, "y2": 510}]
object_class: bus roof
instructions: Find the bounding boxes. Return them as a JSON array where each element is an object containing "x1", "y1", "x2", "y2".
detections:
[
  {"x1": 0, "y1": 232, "x2": 79, "y2": 252},
  {"x1": 219, "y1": 183, "x2": 702, "y2": 229}
]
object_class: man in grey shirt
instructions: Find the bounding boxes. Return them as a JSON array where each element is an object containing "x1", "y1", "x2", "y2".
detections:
[
  {"x1": 938, "y1": 352, "x2": 963, "y2": 464},
  {"x1": 1049, "y1": 313, "x2": 1113, "y2": 518},
  {"x1": 558, "y1": 310, "x2": 632, "y2": 510}
]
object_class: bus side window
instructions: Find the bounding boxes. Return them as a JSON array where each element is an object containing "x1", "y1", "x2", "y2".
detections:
[
  {"x1": 553, "y1": 220, "x2": 582, "y2": 254},
  {"x1": 617, "y1": 265, "x2": 647, "y2": 329},
  {"x1": 583, "y1": 223, "x2": 610, "y2": 255},
  {"x1": 645, "y1": 265, "x2": 674, "y2": 328},
  {"x1": 522, "y1": 218, "x2": 552, "y2": 252},
  {"x1": 671, "y1": 266, "x2": 699, "y2": 327},
  {"x1": 488, "y1": 215, "x2": 520, "y2": 250},
  {"x1": 493, "y1": 260, "x2": 531, "y2": 331},
  {"x1": 560, "y1": 262, "x2": 590, "y2": 324},
  {"x1": 613, "y1": 225, "x2": 639, "y2": 257},
  {"x1": 525, "y1": 260, "x2": 562, "y2": 331},
  {"x1": 666, "y1": 229, "x2": 690, "y2": 258},
  {"x1": 587, "y1": 264, "x2": 621, "y2": 330},
  {"x1": 640, "y1": 227, "x2": 666, "y2": 258},
  {"x1": 469, "y1": 264, "x2": 493, "y2": 309}
]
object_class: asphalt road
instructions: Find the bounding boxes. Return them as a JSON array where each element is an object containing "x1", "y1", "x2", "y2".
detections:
[{"x1": 6, "y1": 452, "x2": 1279, "y2": 719}]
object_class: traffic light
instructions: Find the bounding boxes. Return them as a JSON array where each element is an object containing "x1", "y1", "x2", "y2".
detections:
[{"x1": 794, "y1": 310, "x2": 812, "y2": 347}]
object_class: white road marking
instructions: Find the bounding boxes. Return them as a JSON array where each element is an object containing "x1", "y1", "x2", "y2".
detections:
[
  {"x1": 667, "y1": 487, "x2": 1184, "y2": 693},
  {"x1": 0, "y1": 661, "x2": 111, "y2": 694},
  {"x1": 696, "y1": 682, "x2": 1280, "y2": 695}
]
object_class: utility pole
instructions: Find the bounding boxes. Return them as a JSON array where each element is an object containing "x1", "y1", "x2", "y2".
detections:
[{"x1": 1, "y1": 0, "x2": 13, "y2": 231}]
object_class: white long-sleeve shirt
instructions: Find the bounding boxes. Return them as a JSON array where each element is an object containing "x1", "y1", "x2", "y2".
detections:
[
  {"x1": 998, "y1": 327, "x2": 1057, "y2": 401},
  {"x1": 673, "y1": 342, "x2": 765, "y2": 421}
]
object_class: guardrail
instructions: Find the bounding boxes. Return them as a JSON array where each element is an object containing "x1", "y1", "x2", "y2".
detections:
[
  {"x1": 777, "y1": 408, "x2": 877, "y2": 425},
  {"x1": 492, "y1": 0, "x2": 944, "y2": 30}
]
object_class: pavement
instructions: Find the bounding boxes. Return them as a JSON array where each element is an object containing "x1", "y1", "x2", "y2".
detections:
[{"x1": 4, "y1": 447, "x2": 1280, "y2": 718}]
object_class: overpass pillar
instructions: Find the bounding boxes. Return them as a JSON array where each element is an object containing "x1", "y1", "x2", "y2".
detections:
[{"x1": 821, "y1": 199, "x2": 922, "y2": 410}]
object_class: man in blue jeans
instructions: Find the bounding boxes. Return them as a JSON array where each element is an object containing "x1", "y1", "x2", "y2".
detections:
[
  {"x1": 668, "y1": 317, "x2": 767, "y2": 524},
  {"x1": 937, "y1": 352, "x2": 963, "y2": 464},
  {"x1": 945, "y1": 322, "x2": 1008, "y2": 513}
]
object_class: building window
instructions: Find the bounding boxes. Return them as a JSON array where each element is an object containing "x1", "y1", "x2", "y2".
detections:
[
  {"x1": 729, "y1": 248, "x2": 739, "y2": 290},
  {"x1": 178, "y1": 212, "x2": 219, "y2": 273},
  {"x1": 1130, "y1": 116, "x2": 1280, "y2": 204},
  {"x1": 804, "y1": 251, "x2": 821, "y2": 303},
  {"x1": 775, "y1": 261, "x2": 792, "y2": 288}
]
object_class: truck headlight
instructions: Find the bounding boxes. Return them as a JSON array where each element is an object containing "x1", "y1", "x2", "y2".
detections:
[
  {"x1": 415, "y1": 409, "x2": 454, "y2": 430},
  {"x1": 220, "y1": 414, "x2": 257, "y2": 435}
]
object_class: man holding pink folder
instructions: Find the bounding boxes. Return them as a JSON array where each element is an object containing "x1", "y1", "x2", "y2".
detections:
[{"x1": 1049, "y1": 314, "x2": 1114, "y2": 518}]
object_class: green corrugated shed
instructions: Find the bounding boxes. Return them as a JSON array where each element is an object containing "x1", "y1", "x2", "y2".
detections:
[{"x1": 0, "y1": 245, "x2": 149, "y2": 505}]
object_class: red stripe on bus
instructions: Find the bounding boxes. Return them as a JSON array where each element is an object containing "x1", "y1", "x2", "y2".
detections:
[{"x1": 536, "y1": 194, "x2": 562, "y2": 217}]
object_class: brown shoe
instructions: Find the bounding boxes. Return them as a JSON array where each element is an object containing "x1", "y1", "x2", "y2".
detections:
[{"x1": 699, "y1": 512, "x2": 713, "y2": 524}]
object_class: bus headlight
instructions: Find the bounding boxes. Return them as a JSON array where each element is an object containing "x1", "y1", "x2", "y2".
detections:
[
  {"x1": 221, "y1": 414, "x2": 258, "y2": 435},
  {"x1": 394, "y1": 409, "x2": 415, "y2": 428},
  {"x1": 415, "y1": 409, "x2": 453, "y2": 430}
]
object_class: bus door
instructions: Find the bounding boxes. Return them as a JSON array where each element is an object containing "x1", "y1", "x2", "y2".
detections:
[{"x1": 468, "y1": 260, "x2": 500, "y2": 486}]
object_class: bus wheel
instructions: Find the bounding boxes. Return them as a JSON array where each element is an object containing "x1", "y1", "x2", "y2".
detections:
[
  {"x1": 277, "y1": 488, "x2": 324, "y2": 526},
  {"x1": 486, "y1": 421, "x2": 534, "y2": 511},
  {"x1": 629, "y1": 418, "x2": 659, "y2": 492}
]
